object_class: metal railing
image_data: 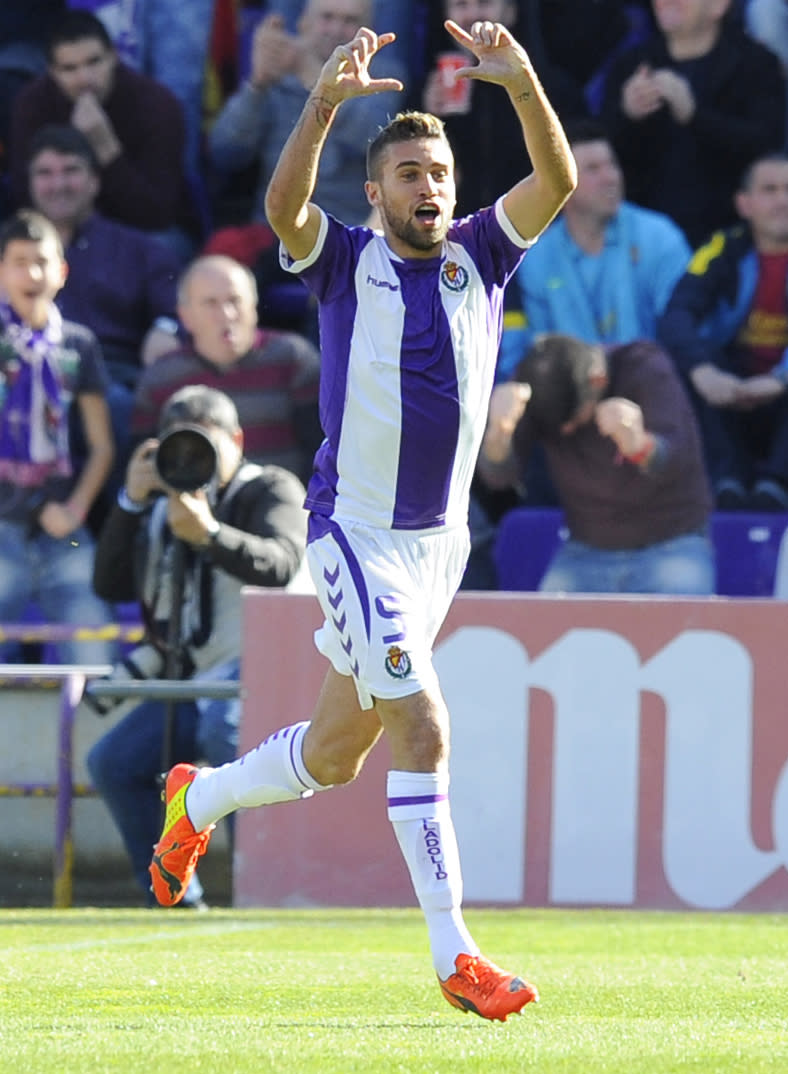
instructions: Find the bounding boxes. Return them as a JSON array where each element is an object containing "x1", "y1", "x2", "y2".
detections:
[{"x1": 0, "y1": 622, "x2": 240, "y2": 907}]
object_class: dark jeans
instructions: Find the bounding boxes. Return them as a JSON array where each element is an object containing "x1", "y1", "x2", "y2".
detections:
[
  {"x1": 87, "y1": 680, "x2": 240, "y2": 905},
  {"x1": 689, "y1": 384, "x2": 788, "y2": 488}
]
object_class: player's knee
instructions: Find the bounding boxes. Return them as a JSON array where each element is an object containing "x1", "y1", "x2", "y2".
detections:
[
  {"x1": 302, "y1": 728, "x2": 369, "y2": 786},
  {"x1": 307, "y1": 750, "x2": 364, "y2": 787},
  {"x1": 302, "y1": 710, "x2": 381, "y2": 786},
  {"x1": 376, "y1": 692, "x2": 449, "y2": 771}
]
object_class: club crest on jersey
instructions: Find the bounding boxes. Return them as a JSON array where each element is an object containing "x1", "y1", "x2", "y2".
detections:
[
  {"x1": 441, "y1": 260, "x2": 469, "y2": 293},
  {"x1": 385, "y1": 645, "x2": 412, "y2": 680}
]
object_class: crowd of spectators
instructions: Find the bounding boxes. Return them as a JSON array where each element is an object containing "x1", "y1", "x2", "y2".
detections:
[
  {"x1": 1, "y1": 0, "x2": 788, "y2": 661},
  {"x1": 1, "y1": 0, "x2": 787, "y2": 910}
]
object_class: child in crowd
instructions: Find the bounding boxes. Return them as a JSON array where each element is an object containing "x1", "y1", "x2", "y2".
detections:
[{"x1": 0, "y1": 209, "x2": 115, "y2": 664}]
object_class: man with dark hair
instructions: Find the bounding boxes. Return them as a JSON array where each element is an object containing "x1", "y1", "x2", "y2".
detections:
[
  {"x1": 498, "y1": 118, "x2": 691, "y2": 381},
  {"x1": 87, "y1": 384, "x2": 307, "y2": 908},
  {"x1": 659, "y1": 152, "x2": 788, "y2": 510},
  {"x1": 477, "y1": 333, "x2": 715, "y2": 594},
  {"x1": 26, "y1": 123, "x2": 179, "y2": 375},
  {"x1": 514, "y1": 332, "x2": 602, "y2": 433},
  {"x1": 147, "y1": 17, "x2": 576, "y2": 1020},
  {"x1": 665, "y1": 153, "x2": 788, "y2": 513},
  {"x1": 9, "y1": 9, "x2": 187, "y2": 236},
  {"x1": 25, "y1": 122, "x2": 181, "y2": 490}
]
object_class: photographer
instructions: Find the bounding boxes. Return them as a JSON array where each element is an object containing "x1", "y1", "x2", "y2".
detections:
[{"x1": 86, "y1": 384, "x2": 307, "y2": 908}]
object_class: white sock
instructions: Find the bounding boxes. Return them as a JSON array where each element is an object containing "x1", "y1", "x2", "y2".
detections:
[
  {"x1": 387, "y1": 769, "x2": 479, "y2": 980},
  {"x1": 186, "y1": 721, "x2": 328, "y2": 830}
]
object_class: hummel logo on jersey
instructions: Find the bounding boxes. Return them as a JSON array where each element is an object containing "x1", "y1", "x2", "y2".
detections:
[
  {"x1": 367, "y1": 275, "x2": 400, "y2": 291},
  {"x1": 441, "y1": 261, "x2": 469, "y2": 292}
]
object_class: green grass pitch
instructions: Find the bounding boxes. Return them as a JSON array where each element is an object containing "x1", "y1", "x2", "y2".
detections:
[{"x1": 0, "y1": 907, "x2": 786, "y2": 1073}]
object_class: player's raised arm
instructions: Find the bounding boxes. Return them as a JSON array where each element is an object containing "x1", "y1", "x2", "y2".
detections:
[
  {"x1": 444, "y1": 18, "x2": 576, "y2": 241},
  {"x1": 264, "y1": 26, "x2": 403, "y2": 261}
]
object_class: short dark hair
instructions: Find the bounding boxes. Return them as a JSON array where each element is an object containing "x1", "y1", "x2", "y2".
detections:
[
  {"x1": 513, "y1": 334, "x2": 604, "y2": 434},
  {"x1": 562, "y1": 118, "x2": 613, "y2": 150},
  {"x1": 46, "y1": 10, "x2": 114, "y2": 61},
  {"x1": 738, "y1": 152, "x2": 788, "y2": 192},
  {"x1": 0, "y1": 209, "x2": 64, "y2": 259},
  {"x1": 159, "y1": 385, "x2": 240, "y2": 436},
  {"x1": 27, "y1": 123, "x2": 100, "y2": 175},
  {"x1": 366, "y1": 111, "x2": 451, "y2": 182}
]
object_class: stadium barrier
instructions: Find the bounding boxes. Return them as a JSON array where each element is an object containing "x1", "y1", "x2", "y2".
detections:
[
  {"x1": 0, "y1": 621, "x2": 239, "y2": 908},
  {"x1": 236, "y1": 590, "x2": 788, "y2": 912}
]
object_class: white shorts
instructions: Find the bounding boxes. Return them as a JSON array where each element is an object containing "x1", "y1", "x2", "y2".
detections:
[{"x1": 306, "y1": 517, "x2": 470, "y2": 709}]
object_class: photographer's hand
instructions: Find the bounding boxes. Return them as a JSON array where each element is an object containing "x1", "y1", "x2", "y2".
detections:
[
  {"x1": 125, "y1": 439, "x2": 166, "y2": 504},
  {"x1": 167, "y1": 490, "x2": 219, "y2": 547}
]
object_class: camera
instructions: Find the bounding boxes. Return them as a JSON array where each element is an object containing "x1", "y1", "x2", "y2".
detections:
[{"x1": 154, "y1": 424, "x2": 218, "y2": 493}]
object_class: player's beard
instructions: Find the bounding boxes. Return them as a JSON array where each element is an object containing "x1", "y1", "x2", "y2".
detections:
[{"x1": 379, "y1": 202, "x2": 451, "y2": 254}]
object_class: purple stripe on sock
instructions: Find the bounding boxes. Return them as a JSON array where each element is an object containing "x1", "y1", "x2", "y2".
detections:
[
  {"x1": 388, "y1": 793, "x2": 449, "y2": 807},
  {"x1": 289, "y1": 727, "x2": 312, "y2": 791}
]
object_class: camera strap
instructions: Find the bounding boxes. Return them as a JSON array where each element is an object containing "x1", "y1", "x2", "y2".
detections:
[{"x1": 141, "y1": 460, "x2": 265, "y2": 656}]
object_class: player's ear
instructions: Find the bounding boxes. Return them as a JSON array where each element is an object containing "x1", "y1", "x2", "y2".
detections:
[{"x1": 365, "y1": 180, "x2": 381, "y2": 208}]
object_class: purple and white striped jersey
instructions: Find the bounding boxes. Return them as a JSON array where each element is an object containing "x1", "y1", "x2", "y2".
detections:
[{"x1": 281, "y1": 198, "x2": 531, "y2": 530}]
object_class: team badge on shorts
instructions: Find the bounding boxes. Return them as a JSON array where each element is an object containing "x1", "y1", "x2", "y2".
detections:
[
  {"x1": 385, "y1": 645, "x2": 412, "y2": 680},
  {"x1": 441, "y1": 261, "x2": 469, "y2": 293}
]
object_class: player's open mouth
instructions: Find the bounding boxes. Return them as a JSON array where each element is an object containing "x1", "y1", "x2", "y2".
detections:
[{"x1": 415, "y1": 204, "x2": 440, "y2": 223}]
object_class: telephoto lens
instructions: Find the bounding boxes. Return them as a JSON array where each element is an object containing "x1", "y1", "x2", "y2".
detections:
[{"x1": 155, "y1": 425, "x2": 217, "y2": 492}]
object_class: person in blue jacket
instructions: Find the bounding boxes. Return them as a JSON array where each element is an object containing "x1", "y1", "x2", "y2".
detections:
[
  {"x1": 498, "y1": 119, "x2": 691, "y2": 383},
  {"x1": 658, "y1": 152, "x2": 788, "y2": 510}
]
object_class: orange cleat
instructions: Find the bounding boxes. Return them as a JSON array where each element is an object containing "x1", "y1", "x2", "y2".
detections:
[
  {"x1": 149, "y1": 764, "x2": 214, "y2": 907},
  {"x1": 439, "y1": 953, "x2": 539, "y2": 1022}
]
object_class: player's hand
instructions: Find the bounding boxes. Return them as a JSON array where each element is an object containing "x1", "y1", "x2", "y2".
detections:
[
  {"x1": 71, "y1": 91, "x2": 121, "y2": 164},
  {"x1": 651, "y1": 68, "x2": 695, "y2": 124},
  {"x1": 595, "y1": 397, "x2": 645, "y2": 456},
  {"x1": 125, "y1": 438, "x2": 166, "y2": 504},
  {"x1": 167, "y1": 490, "x2": 217, "y2": 546},
  {"x1": 443, "y1": 19, "x2": 534, "y2": 90},
  {"x1": 314, "y1": 28, "x2": 403, "y2": 105},
  {"x1": 249, "y1": 13, "x2": 300, "y2": 90},
  {"x1": 620, "y1": 63, "x2": 663, "y2": 120},
  {"x1": 690, "y1": 364, "x2": 743, "y2": 407}
]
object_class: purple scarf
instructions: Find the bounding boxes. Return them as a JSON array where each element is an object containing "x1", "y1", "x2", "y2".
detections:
[{"x1": 0, "y1": 301, "x2": 71, "y2": 487}]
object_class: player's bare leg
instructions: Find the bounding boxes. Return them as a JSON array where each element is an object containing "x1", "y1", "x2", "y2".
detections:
[{"x1": 150, "y1": 667, "x2": 381, "y2": 905}]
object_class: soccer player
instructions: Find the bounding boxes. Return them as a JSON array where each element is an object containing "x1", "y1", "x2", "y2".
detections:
[{"x1": 149, "y1": 17, "x2": 576, "y2": 1021}]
